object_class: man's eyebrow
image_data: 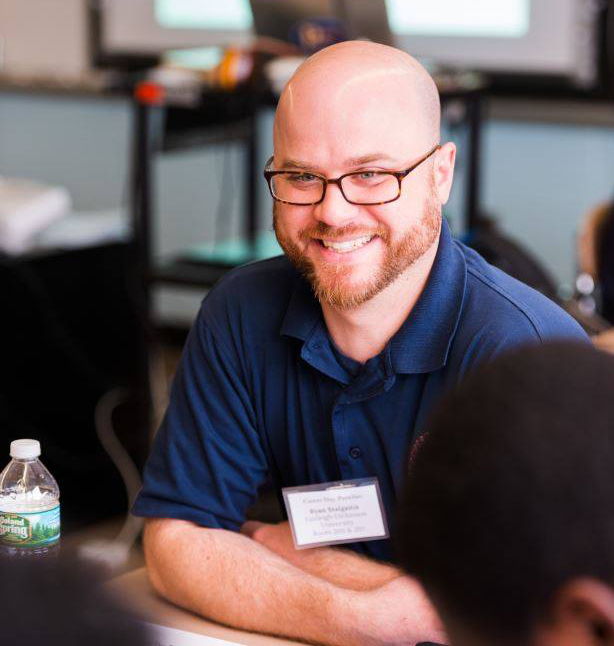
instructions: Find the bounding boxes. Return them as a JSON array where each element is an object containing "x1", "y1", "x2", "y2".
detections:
[
  {"x1": 279, "y1": 154, "x2": 397, "y2": 171},
  {"x1": 343, "y1": 153, "x2": 397, "y2": 167},
  {"x1": 279, "y1": 159, "x2": 318, "y2": 171}
]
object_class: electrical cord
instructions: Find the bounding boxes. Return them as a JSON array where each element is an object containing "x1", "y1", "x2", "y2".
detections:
[
  {"x1": 94, "y1": 388, "x2": 143, "y2": 546},
  {"x1": 78, "y1": 387, "x2": 144, "y2": 571}
]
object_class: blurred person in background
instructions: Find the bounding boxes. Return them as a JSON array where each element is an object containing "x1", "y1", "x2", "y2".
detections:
[{"x1": 577, "y1": 201, "x2": 614, "y2": 354}]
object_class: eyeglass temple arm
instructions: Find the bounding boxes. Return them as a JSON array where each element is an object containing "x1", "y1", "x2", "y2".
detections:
[
  {"x1": 399, "y1": 144, "x2": 441, "y2": 177},
  {"x1": 263, "y1": 156, "x2": 275, "y2": 173}
]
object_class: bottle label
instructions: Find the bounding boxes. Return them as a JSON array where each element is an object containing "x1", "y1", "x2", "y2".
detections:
[{"x1": 0, "y1": 505, "x2": 60, "y2": 548}]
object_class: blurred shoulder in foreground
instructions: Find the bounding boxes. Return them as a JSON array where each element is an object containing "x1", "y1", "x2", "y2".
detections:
[
  {"x1": 398, "y1": 341, "x2": 614, "y2": 646},
  {"x1": 0, "y1": 556, "x2": 148, "y2": 646}
]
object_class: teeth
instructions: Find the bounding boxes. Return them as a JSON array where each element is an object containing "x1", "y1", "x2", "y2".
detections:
[{"x1": 321, "y1": 235, "x2": 373, "y2": 253}]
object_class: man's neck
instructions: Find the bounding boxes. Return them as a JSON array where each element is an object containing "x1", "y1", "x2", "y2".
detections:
[{"x1": 321, "y1": 240, "x2": 439, "y2": 364}]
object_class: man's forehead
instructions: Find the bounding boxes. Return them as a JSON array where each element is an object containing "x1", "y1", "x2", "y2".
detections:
[
  {"x1": 275, "y1": 90, "x2": 429, "y2": 167},
  {"x1": 275, "y1": 51, "x2": 438, "y2": 158},
  {"x1": 281, "y1": 66, "x2": 419, "y2": 116}
]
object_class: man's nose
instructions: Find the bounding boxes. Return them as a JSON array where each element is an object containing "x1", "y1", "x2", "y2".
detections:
[{"x1": 313, "y1": 181, "x2": 359, "y2": 228}]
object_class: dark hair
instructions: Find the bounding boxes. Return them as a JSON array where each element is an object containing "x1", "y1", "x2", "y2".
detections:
[
  {"x1": 396, "y1": 341, "x2": 614, "y2": 643},
  {"x1": 0, "y1": 556, "x2": 148, "y2": 646}
]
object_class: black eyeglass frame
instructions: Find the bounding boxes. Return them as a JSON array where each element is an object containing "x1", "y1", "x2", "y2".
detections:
[{"x1": 263, "y1": 144, "x2": 441, "y2": 206}]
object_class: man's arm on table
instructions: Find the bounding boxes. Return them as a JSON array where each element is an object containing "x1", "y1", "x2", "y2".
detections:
[
  {"x1": 241, "y1": 520, "x2": 400, "y2": 591},
  {"x1": 144, "y1": 518, "x2": 445, "y2": 646}
]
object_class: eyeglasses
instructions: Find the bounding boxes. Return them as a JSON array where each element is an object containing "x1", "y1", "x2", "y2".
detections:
[{"x1": 263, "y1": 145, "x2": 440, "y2": 206}]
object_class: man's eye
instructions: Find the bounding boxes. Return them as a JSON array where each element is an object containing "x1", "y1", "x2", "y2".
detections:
[
  {"x1": 293, "y1": 173, "x2": 318, "y2": 183},
  {"x1": 353, "y1": 171, "x2": 386, "y2": 185}
]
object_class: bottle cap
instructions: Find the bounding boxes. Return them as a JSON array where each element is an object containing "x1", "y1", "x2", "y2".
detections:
[{"x1": 10, "y1": 439, "x2": 41, "y2": 459}]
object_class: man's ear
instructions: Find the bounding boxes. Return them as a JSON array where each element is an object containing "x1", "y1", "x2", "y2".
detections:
[
  {"x1": 433, "y1": 142, "x2": 456, "y2": 206},
  {"x1": 538, "y1": 579, "x2": 614, "y2": 646}
]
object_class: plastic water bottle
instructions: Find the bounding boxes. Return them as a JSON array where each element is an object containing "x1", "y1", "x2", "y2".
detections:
[{"x1": 0, "y1": 439, "x2": 60, "y2": 558}]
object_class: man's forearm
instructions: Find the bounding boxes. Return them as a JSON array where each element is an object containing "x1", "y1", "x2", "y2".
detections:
[
  {"x1": 144, "y1": 519, "x2": 445, "y2": 646},
  {"x1": 242, "y1": 520, "x2": 402, "y2": 591},
  {"x1": 145, "y1": 518, "x2": 365, "y2": 646},
  {"x1": 279, "y1": 544, "x2": 401, "y2": 591}
]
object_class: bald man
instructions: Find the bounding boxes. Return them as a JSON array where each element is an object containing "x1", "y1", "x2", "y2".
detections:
[{"x1": 134, "y1": 42, "x2": 586, "y2": 645}]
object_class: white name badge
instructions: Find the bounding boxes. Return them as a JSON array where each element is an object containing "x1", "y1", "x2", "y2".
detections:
[{"x1": 282, "y1": 478, "x2": 389, "y2": 549}]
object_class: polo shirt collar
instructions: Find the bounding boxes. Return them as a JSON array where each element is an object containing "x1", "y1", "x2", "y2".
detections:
[
  {"x1": 280, "y1": 274, "x2": 351, "y2": 383},
  {"x1": 280, "y1": 218, "x2": 467, "y2": 375},
  {"x1": 280, "y1": 273, "x2": 321, "y2": 342},
  {"x1": 389, "y1": 218, "x2": 467, "y2": 373}
]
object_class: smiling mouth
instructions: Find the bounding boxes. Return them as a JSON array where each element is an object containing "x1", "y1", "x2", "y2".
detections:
[{"x1": 319, "y1": 235, "x2": 375, "y2": 253}]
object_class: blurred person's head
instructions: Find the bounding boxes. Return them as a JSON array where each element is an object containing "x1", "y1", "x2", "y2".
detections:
[
  {"x1": 578, "y1": 201, "x2": 614, "y2": 325},
  {"x1": 397, "y1": 341, "x2": 614, "y2": 646},
  {"x1": 270, "y1": 40, "x2": 456, "y2": 310},
  {"x1": 0, "y1": 556, "x2": 148, "y2": 646}
]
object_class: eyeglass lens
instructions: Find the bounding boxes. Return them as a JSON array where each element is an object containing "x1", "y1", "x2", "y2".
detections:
[{"x1": 271, "y1": 172, "x2": 399, "y2": 205}]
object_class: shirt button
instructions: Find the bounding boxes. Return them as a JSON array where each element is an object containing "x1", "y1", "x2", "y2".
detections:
[
  {"x1": 311, "y1": 342, "x2": 320, "y2": 349},
  {"x1": 349, "y1": 446, "x2": 362, "y2": 459}
]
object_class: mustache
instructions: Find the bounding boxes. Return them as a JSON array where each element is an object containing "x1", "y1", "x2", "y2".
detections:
[{"x1": 298, "y1": 222, "x2": 389, "y2": 242}]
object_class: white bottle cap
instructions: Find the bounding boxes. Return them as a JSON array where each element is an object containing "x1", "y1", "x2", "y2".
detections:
[{"x1": 10, "y1": 439, "x2": 41, "y2": 459}]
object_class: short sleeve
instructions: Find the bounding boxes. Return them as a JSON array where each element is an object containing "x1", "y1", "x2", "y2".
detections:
[{"x1": 132, "y1": 304, "x2": 269, "y2": 531}]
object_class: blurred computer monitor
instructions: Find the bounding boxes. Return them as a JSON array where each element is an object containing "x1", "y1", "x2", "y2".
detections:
[
  {"x1": 248, "y1": 0, "x2": 392, "y2": 46},
  {"x1": 96, "y1": 0, "x2": 603, "y2": 88},
  {"x1": 387, "y1": 0, "x2": 599, "y2": 87}
]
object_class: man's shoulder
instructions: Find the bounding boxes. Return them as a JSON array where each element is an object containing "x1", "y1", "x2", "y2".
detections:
[
  {"x1": 454, "y1": 240, "x2": 586, "y2": 342},
  {"x1": 215, "y1": 254, "x2": 298, "y2": 293},
  {"x1": 199, "y1": 255, "x2": 301, "y2": 337}
]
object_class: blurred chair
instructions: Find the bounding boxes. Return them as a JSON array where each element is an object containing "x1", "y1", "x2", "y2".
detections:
[
  {"x1": 464, "y1": 214, "x2": 613, "y2": 345},
  {"x1": 465, "y1": 217, "x2": 559, "y2": 302}
]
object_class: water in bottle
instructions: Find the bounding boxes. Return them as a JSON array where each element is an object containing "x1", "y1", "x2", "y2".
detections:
[{"x1": 0, "y1": 439, "x2": 60, "y2": 558}]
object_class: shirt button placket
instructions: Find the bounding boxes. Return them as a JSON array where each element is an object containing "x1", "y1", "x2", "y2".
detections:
[{"x1": 332, "y1": 402, "x2": 350, "y2": 472}]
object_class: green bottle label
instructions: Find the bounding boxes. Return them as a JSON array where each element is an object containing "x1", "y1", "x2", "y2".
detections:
[{"x1": 0, "y1": 505, "x2": 60, "y2": 548}]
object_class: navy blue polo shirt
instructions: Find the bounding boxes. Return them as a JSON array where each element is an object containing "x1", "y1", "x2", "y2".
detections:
[{"x1": 133, "y1": 220, "x2": 586, "y2": 562}]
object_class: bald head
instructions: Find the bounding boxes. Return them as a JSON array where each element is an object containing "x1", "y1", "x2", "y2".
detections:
[{"x1": 275, "y1": 41, "x2": 440, "y2": 156}]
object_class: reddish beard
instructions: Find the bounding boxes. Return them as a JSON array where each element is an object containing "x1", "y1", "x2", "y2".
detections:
[{"x1": 273, "y1": 193, "x2": 441, "y2": 310}]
